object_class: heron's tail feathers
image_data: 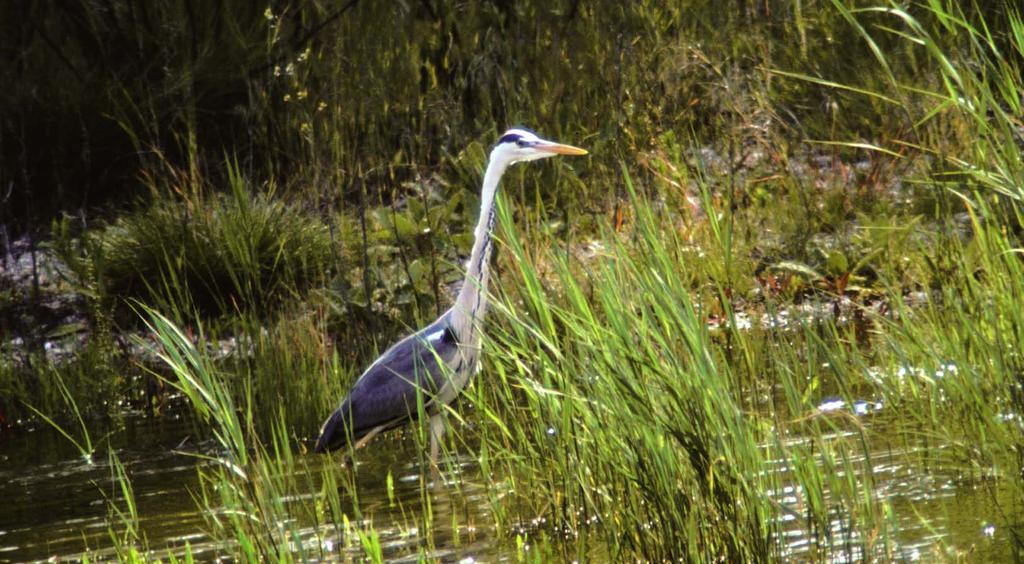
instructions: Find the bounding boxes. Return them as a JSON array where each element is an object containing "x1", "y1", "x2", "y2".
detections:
[{"x1": 313, "y1": 407, "x2": 351, "y2": 453}]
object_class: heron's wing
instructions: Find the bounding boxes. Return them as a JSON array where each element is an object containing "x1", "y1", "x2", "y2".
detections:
[
  {"x1": 347, "y1": 324, "x2": 460, "y2": 431},
  {"x1": 314, "y1": 319, "x2": 460, "y2": 452}
]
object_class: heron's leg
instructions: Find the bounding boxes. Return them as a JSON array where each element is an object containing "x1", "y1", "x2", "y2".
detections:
[
  {"x1": 336, "y1": 426, "x2": 386, "y2": 468},
  {"x1": 353, "y1": 425, "x2": 384, "y2": 450},
  {"x1": 429, "y1": 413, "x2": 445, "y2": 470}
]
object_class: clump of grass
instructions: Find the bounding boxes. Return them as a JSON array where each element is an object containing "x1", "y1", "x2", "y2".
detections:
[
  {"x1": 817, "y1": 0, "x2": 1024, "y2": 516},
  {"x1": 141, "y1": 307, "x2": 307, "y2": 558},
  {"x1": 21, "y1": 369, "x2": 100, "y2": 463},
  {"x1": 140, "y1": 306, "x2": 393, "y2": 560},
  {"x1": 73, "y1": 161, "x2": 336, "y2": 320},
  {"x1": 0, "y1": 337, "x2": 127, "y2": 430},
  {"x1": 467, "y1": 173, "x2": 906, "y2": 559},
  {"x1": 103, "y1": 450, "x2": 148, "y2": 560}
]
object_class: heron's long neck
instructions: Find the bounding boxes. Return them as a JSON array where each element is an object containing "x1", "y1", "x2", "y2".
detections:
[{"x1": 453, "y1": 157, "x2": 506, "y2": 341}]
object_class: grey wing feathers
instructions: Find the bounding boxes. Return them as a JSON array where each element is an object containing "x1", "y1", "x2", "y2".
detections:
[{"x1": 313, "y1": 317, "x2": 460, "y2": 453}]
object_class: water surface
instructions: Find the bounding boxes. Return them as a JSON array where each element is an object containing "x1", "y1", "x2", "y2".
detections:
[{"x1": 0, "y1": 394, "x2": 1014, "y2": 561}]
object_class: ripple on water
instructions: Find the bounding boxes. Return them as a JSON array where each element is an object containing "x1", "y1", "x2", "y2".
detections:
[
  {"x1": 766, "y1": 414, "x2": 1011, "y2": 561},
  {"x1": 1, "y1": 393, "x2": 1015, "y2": 561}
]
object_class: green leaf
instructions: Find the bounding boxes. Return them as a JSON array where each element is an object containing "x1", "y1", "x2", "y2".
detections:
[
  {"x1": 453, "y1": 232, "x2": 475, "y2": 249},
  {"x1": 825, "y1": 250, "x2": 849, "y2": 276},
  {"x1": 408, "y1": 258, "x2": 430, "y2": 290},
  {"x1": 770, "y1": 261, "x2": 824, "y2": 281}
]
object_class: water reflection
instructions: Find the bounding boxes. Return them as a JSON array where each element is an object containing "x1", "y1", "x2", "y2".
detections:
[
  {"x1": 0, "y1": 414, "x2": 208, "y2": 560},
  {"x1": 0, "y1": 412, "x2": 501, "y2": 561},
  {"x1": 0, "y1": 398, "x2": 1014, "y2": 561},
  {"x1": 767, "y1": 408, "x2": 1011, "y2": 562}
]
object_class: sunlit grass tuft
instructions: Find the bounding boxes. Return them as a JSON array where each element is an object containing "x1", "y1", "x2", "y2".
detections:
[{"x1": 80, "y1": 162, "x2": 336, "y2": 321}]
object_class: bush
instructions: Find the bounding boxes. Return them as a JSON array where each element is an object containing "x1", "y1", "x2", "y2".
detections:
[{"x1": 79, "y1": 168, "x2": 337, "y2": 320}]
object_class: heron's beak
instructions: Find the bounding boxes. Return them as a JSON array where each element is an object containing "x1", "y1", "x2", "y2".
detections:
[{"x1": 536, "y1": 141, "x2": 588, "y2": 156}]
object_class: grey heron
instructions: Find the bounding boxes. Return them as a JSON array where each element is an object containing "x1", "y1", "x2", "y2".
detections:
[{"x1": 313, "y1": 127, "x2": 587, "y2": 463}]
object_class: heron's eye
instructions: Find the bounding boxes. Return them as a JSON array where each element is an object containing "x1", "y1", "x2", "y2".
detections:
[{"x1": 516, "y1": 139, "x2": 528, "y2": 148}]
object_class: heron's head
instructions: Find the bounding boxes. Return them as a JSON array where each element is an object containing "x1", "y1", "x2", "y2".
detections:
[{"x1": 490, "y1": 127, "x2": 588, "y2": 167}]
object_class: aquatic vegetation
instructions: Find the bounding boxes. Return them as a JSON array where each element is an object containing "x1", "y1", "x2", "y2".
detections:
[
  {"x1": 21, "y1": 370, "x2": 100, "y2": 463},
  {"x1": 63, "y1": 162, "x2": 337, "y2": 320},
  {"x1": 4, "y1": 0, "x2": 1024, "y2": 561}
]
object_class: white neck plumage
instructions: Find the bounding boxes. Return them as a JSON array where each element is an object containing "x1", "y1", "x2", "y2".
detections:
[{"x1": 451, "y1": 153, "x2": 509, "y2": 343}]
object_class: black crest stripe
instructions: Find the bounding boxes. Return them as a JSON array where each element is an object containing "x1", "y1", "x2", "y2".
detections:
[{"x1": 496, "y1": 133, "x2": 522, "y2": 145}]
